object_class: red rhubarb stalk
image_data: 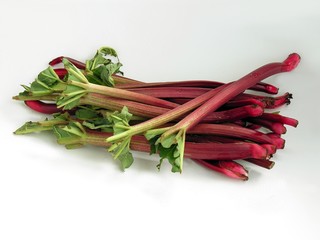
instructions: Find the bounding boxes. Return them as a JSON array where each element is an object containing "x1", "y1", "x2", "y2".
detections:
[
  {"x1": 107, "y1": 53, "x2": 300, "y2": 172},
  {"x1": 259, "y1": 112, "x2": 298, "y2": 127},
  {"x1": 25, "y1": 100, "x2": 61, "y2": 114},
  {"x1": 118, "y1": 80, "x2": 279, "y2": 94},
  {"x1": 193, "y1": 159, "x2": 249, "y2": 180},
  {"x1": 150, "y1": 53, "x2": 300, "y2": 172}
]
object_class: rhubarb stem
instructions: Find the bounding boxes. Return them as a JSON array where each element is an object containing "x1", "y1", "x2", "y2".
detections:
[{"x1": 163, "y1": 53, "x2": 300, "y2": 137}]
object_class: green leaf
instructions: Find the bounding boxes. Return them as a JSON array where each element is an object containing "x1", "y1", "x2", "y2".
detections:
[
  {"x1": 60, "y1": 121, "x2": 86, "y2": 138},
  {"x1": 63, "y1": 58, "x2": 88, "y2": 84},
  {"x1": 82, "y1": 118, "x2": 113, "y2": 132},
  {"x1": 85, "y1": 46, "x2": 122, "y2": 87},
  {"x1": 30, "y1": 79, "x2": 53, "y2": 96},
  {"x1": 99, "y1": 46, "x2": 118, "y2": 57},
  {"x1": 14, "y1": 113, "x2": 70, "y2": 135},
  {"x1": 85, "y1": 72, "x2": 104, "y2": 85},
  {"x1": 75, "y1": 107, "x2": 100, "y2": 120},
  {"x1": 108, "y1": 107, "x2": 132, "y2": 134},
  {"x1": 14, "y1": 121, "x2": 53, "y2": 135},
  {"x1": 21, "y1": 84, "x2": 31, "y2": 91},
  {"x1": 146, "y1": 129, "x2": 186, "y2": 173},
  {"x1": 57, "y1": 85, "x2": 87, "y2": 110},
  {"x1": 53, "y1": 122, "x2": 86, "y2": 147},
  {"x1": 107, "y1": 107, "x2": 135, "y2": 169},
  {"x1": 108, "y1": 138, "x2": 134, "y2": 170},
  {"x1": 37, "y1": 66, "x2": 60, "y2": 87},
  {"x1": 148, "y1": 135, "x2": 180, "y2": 172},
  {"x1": 86, "y1": 52, "x2": 110, "y2": 70}
]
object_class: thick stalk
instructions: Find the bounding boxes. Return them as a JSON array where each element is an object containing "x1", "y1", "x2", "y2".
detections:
[
  {"x1": 188, "y1": 124, "x2": 276, "y2": 145},
  {"x1": 244, "y1": 158, "x2": 275, "y2": 169},
  {"x1": 85, "y1": 131, "x2": 269, "y2": 160},
  {"x1": 106, "y1": 85, "x2": 228, "y2": 142},
  {"x1": 161, "y1": 53, "x2": 300, "y2": 138},
  {"x1": 71, "y1": 81, "x2": 178, "y2": 109},
  {"x1": 118, "y1": 80, "x2": 279, "y2": 94}
]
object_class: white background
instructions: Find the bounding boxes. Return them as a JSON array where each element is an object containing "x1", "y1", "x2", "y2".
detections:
[{"x1": 1, "y1": 0, "x2": 319, "y2": 239}]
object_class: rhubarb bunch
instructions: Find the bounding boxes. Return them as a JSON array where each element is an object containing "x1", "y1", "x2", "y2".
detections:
[{"x1": 13, "y1": 47, "x2": 300, "y2": 180}]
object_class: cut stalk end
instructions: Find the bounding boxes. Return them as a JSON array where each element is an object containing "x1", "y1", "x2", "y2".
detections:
[{"x1": 282, "y1": 53, "x2": 301, "y2": 72}]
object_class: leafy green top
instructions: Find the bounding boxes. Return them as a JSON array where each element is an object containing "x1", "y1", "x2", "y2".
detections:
[
  {"x1": 85, "y1": 46, "x2": 123, "y2": 87},
  {"x1": 107, "y1": 107, "x2": 135, "y2": 170}
]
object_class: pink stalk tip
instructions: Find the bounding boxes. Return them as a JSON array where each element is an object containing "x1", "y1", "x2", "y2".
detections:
[{"x1": 282, "y1": 53, "x2": 301, "y2": 72}]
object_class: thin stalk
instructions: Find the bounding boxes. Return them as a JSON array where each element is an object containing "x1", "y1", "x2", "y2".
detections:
[
  {"x1": 187, "y1": 123, "x2": 277, "y2": 145},
  {"x1": 128, "y1": 87, "x2": 209, "y2": 99},
  {"x1": 246, "y1": 118, "x2": 287, "y2": 134},
  {"x1": 244, "y1": 158, "x2": 275, "y2": 169},
  {"x1": 71, "y1": 80, "x2": 178, "y2": 109},
  {"x1": 118, "y1": 80, "x2": 279, "y2": 94},
  {"x1": 24, "y1": 100, "x2": 61, "y2": 114},
  {"x1": 258, "y1": 113, "x2": 298, "y2": 127},
  {"x1": 192, "y1": 159, "x2": 249, "y2": 180}
]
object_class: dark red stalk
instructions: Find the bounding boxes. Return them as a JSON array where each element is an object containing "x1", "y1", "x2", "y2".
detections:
[
  {"x1": 246, "y1": 118, "x2": 287, "y2": 134},
  {"x1": 246, "y1": 123, "x2": 262, "y2": 130},
  {"x1": 236, "y1": 92, "x2": 292, "y2": 109},
  {"x1": 188, "y1": 124, "x2": 277, "y2": 145},
  {"x1": 24, "y1": 100, "x2": 61, "y2": 114},
  {"x1": 222, "y1": 98, "x2": 266, "y2": 109},
  {"x1": 202, "y1": 105, "x2": 264, "y2": 123},
  {"x1": 266, "y1": 133, "x2": 285, "y2": 149},
  {"x1": 164, "y1": 97, "x2": 266, "y2": 109},
  {"x1": 265, "y1": 94, "x2": 292, "y2": 109},
  {"x1": 192, "y1": 159, "x2": 249, "y2": 180},
  {"x1": 118, "y1": 80, "x2": 279, "y2": 94},
  {"x1": 184, "y1": 142, "x2": 269, "y2": 160},
  {"x1": 53, "y1": 68, "x2": 68, "y2": 79},
  {"x1": 187, "y1": 134, "x2": 276, "y2": 155},
  {"x1": 184, "y1": 135, "x2": 275, "y2": 170},
  {"x1": 128, "y1": 86, "x2": 280, "y2": 101},
  {"x1": 244, "y1": 158, "x2": 275, "y2": 169},
  {"x1": 86, "y1": 130, "x2": 268, "y2": 161},
  {"x1": 258, "y1": 113, "x2": 298, "y2": 127}
]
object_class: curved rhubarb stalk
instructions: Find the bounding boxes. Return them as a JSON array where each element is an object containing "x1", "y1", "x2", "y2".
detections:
[
  {"x1": 24, "y1": 100, "x2": 62, "y2": 114},
  {"x1": 192, "y1": 159, "x2": 249, "y2": 181}
]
